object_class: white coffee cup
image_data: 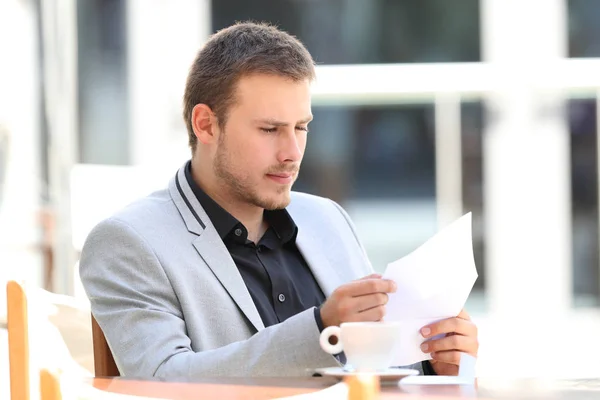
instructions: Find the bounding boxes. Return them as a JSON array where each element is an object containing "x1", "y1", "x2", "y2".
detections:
[{"x1": 319, "y1": 321, "x2": 402, "y2": 371}]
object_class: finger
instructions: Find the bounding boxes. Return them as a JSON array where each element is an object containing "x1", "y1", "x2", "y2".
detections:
[
  {"x1": 420, "y1": 334, "x2": 478, "y2": 356},
  {"x1": 353, "y1": 292, "x2": 389, "y2": 312},
  {"x1": 339, "y1": 279, "x2": 397, "y2": 297},
  {"x1": 421, "y1": 317, "x2": 477, "y2": 339},
  {"x1": 430, "y1": 350, "x2": 462, "y2": 366},
  {"x1": 348, "y1": 304, "x2": 386, "y2": 322}
]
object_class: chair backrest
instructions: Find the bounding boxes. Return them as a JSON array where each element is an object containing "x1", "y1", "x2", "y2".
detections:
[
  {"x1": 91, "y1": 314, "x2": 120, "y2": 377},
  {"x1": 39, "y1": 369, "x2": 62, "y2": 400},
  {"x1": 6, "y1": 280, "x2": 30, "y2": 400}
]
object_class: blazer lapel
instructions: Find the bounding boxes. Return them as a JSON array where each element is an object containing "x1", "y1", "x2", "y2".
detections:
[
  {"x1": 169, "y1": 163, "x2": 265, "y2": 332},
  {"x1": 295, "y1": 221, "x2": 344, "y2": 297},
  {"x1": 192, "y1": 230, "x2": 265, "y2": 331}
]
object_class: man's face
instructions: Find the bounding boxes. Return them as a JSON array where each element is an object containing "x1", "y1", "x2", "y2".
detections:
[{"x1": 213, "y1": 74, "x2": 312, "y2": 210}]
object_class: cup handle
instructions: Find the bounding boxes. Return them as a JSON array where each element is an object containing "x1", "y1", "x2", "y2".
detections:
[{"x1": 319, "y1": 326, "x2": 343, "y2": 354}]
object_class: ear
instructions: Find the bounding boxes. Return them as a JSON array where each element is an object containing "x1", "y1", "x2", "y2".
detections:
[{"x1": 191, "y1": 104, "x2": 219, "y2": 145}]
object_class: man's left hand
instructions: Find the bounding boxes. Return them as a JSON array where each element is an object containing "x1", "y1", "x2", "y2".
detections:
[{"x1": 420, "y1": 309, "x2": 478, "y2": 376}]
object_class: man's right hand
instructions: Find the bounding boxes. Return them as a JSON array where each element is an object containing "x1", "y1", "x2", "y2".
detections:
[{"x1": 319, "y1": 274, "x2": 397, "y2": 328}]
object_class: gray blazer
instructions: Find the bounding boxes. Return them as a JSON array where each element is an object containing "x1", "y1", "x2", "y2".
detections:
[{"x1": 80, "y1": 163, "x2": 422, "y2": 377}]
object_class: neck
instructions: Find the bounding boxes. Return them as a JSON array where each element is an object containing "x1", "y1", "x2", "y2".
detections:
[{"x1": 191, "y1": 157, "x2": 267, "y2": 242}]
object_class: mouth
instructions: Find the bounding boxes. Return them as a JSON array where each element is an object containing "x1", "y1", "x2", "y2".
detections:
[{"x1": 266, "y1": 172, "x2": 295, "y2": 184}]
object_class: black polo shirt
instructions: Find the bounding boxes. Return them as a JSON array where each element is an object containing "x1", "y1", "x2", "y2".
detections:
[{"x1": 185, "y1": 162, "x2": 326, "y2": 329}]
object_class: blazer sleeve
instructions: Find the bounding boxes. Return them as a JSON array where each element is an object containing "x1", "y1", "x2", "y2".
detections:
[{"x1": 79, "y1": 217, "x2": 340, "y2": 378}]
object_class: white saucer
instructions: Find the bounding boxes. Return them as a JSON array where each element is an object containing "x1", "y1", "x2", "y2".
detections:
[{"x1": 314, "y1": 367, "x2": 419, "y2": 382}]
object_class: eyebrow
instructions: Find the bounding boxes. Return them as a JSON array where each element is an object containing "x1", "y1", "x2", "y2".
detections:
[{"x1": 253, "y1": 116, "x2": 313, "y2": 126}]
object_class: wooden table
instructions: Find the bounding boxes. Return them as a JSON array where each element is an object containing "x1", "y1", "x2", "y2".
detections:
[{"x1": 89, "y1": 376, "x2": 600, "y2": 399}]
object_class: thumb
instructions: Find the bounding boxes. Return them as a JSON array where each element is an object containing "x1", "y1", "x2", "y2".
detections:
[{"x1": 457, "y1": 309, "x2": 471, "y2": 320}]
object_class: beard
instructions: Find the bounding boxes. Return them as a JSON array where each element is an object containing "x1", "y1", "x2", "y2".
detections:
[{"x1": 212, "y1": 134, "x2": 297, "y2": 210}]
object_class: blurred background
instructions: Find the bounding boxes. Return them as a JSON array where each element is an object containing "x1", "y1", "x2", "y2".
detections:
[{"x1": 2, "y1": 0, "x2": 600, "y2": 387}]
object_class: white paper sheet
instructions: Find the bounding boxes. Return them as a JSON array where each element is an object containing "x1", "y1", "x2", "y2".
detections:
[
  {"x1": 382, "y1": 213, "x2": 478, "y2": 366},
  {"x1": 399, "y1": 353, "x2": 477, "y2": 387}
]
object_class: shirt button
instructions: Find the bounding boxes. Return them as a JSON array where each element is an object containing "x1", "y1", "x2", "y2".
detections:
[
  {"x1": 278, "y1": 293, "x2": 286, "y2": 303},
  {"x1": 234, "y1": 228, "x2": 242, "y2": 236}
]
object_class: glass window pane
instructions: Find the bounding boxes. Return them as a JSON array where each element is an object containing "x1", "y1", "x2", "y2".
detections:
[
  {"x1": 461, "y1": 101, "x2": 485, "y2": 293},
  {"x1": 77, "y1": 0, "x2": 129, "y2": 164},
  {"x1": 569, "y1": 98, "x2": 600, "y2": 306},
  {"x1": 296, "y1": 104, "x2": 436, "y2": 201},
  {"x1": 569, "y1": 0, "x2": 600, "y2": 58},
  {"x1": 211, "y1": 0, "x2": 481, "y2": 64}
]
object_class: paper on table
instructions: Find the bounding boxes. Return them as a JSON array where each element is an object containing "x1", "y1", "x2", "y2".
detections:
[
  {"x1": 400, "y1": 353, "x2": 477, "y2": 386},
  {"x1": 382, "y1": 213, "x2": 478, "y2": 366}
]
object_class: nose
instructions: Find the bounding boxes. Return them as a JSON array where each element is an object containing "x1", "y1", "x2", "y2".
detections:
[{"x1": 277, "y1": 128, "x2": 304, "y2": 163}]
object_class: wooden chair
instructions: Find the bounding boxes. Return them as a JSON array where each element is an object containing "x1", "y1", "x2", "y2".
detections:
[
  {"x1": 39, "y1": 369, "x2": 62, "y2": 400},
  {"x1": 91, "y1": 314, "x2": 120, "y2": 377},
  {"x1": 6, "y1": 280, "x2": 30, "y2": 400}
]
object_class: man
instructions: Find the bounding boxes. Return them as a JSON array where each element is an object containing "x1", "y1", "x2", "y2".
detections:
[{"x1": 80, "y1": 22, "x2": 478, "y2": 378}]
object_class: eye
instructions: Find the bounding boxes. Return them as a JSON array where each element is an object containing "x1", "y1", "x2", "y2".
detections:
[
  {"x1": 296, "y1": 126, "x2": 309, "y2": 133},
  {"x1": 260, "y1": 127, "x2": 277, "y2": 133}
]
